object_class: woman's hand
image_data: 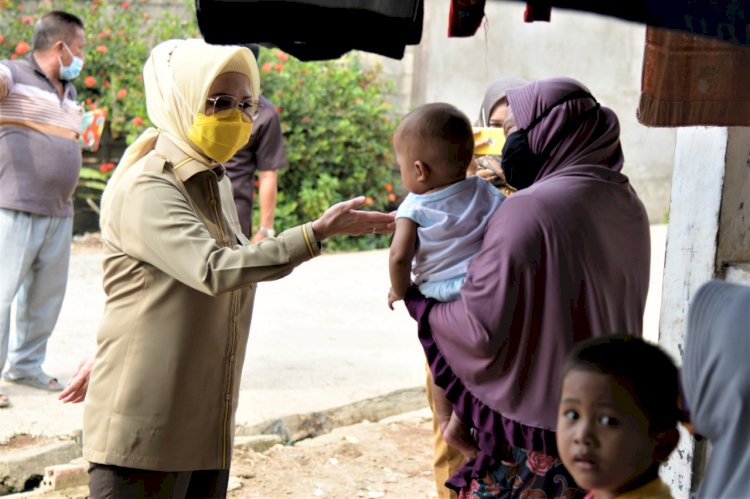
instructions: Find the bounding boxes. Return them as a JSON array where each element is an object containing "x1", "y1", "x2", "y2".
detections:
[
  {"x1": 58, "y1": 357, "x2": 94, "y2": 404},
  {"x1": 311, "y1": 196, "x2": 395, "y2": 241}
]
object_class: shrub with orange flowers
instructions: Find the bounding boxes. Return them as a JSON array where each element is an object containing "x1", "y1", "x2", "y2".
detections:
[{"x1": 257, "y1": 48, "x2": 401, "y2": 251}]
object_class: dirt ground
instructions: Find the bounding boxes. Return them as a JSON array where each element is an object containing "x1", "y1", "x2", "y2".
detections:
[{"x1": 228, "y1": 410, "x2": 439, "y2": 499}]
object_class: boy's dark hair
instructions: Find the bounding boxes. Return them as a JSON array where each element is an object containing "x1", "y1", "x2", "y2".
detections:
[
  {"x1": 33, "y1": 11, "x2": 84, "y2": 51},
  {"x1": 562, "y1": 335, "x2": 679, "y2": 433},
  {"x1": 398, "y1": 102, "x2": 475, "y2": 172}
]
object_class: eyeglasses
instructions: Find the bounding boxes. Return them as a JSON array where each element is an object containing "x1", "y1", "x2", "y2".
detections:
[{"x1": 206, "y1": 94, "x2": 262, "y2": 120}]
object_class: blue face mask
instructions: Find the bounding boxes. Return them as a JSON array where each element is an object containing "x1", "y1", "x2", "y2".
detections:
[{"x1": 58, "y1": 43, "x2": 83, "y2": 81}]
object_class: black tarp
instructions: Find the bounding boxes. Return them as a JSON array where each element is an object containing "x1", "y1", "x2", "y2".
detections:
[{"x1": 196, "y1": 0, "x2": 747, "y2": 61}]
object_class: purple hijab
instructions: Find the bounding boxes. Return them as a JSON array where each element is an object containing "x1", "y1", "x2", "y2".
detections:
[{"x1": 407, "y1": 77, "x2": 651, "y2": 488}]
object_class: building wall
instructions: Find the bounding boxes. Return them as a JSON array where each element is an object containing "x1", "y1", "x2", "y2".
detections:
[{"x1": 401, "y1": 0, "x2": 677, "y2": 223}]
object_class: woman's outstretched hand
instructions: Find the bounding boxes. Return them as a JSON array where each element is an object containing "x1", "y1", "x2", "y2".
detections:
[{"x1": 311, "y1": 196, "x2": 396, "y2": 241}]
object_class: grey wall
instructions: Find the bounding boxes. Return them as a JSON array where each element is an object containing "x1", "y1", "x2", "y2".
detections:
[{"x1": 401, "y1": 0, "x2": 677, "y2": 223}]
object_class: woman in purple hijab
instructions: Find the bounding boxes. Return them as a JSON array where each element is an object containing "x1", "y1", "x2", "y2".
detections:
[{"x1": 405, "y1": 77, "x2": 651, "y2": 497}]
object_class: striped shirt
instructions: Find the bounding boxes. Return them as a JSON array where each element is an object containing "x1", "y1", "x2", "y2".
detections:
[{"x1": 0, "y1": 55, "x2": 83, "y2": 217}]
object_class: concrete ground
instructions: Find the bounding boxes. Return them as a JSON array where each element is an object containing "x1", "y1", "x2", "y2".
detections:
[{"x1": 0, "y1": 225, "x2": 667, "y2": 443}]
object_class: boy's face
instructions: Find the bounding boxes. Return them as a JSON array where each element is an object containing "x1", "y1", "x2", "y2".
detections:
[{"x1": 556, "y1": 369, "x2": 657, "y2": 496}]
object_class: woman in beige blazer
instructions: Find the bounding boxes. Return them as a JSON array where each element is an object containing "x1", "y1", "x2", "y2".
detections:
[{"x1": 60, "y1": 38, "x2": 394, "y2": 498}]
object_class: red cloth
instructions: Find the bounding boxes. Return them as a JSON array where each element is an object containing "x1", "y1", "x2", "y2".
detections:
[{"x1": 524, "y1": 1, "x2": 551, "y2": 22}]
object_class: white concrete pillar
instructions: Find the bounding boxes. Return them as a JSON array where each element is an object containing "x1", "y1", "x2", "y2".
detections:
[{"x1": 659, "y1": 126, "x2": 750, "y2": 496}]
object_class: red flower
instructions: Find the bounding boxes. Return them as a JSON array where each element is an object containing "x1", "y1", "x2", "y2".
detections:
[
  {"x1": 132, "y1": 116, "x2": 144, "y2": 126},
  {"x1": 103, "y1": 80, "x2": 110, "y2": 88},
  {"x1": 9, "y1": 54, "x2": 17, "y2": 60},
  {"x1": 17, "y1": 4, "x2": 24, "y2": 11},
  {"x1": 275, "y1": 106, "x2": 281, "y2": 113},
  {"x1": 84, "y1": 76, "x2": 97, "y2": 88},
  {"x1": 116, "y1": 88, "x2": 127, "y2": 99},
  {"x1": 96, "y1": 45, "x2": 107, "y2": 54},
  {"x1": 277, "y1": 52, "x2": 288, "y2": 62},
  {"x1": 274, "y1": 63, "x2": 283, "y2": 72},
  {"x1": 261, "y1": 62, "x2": 272, "y2": 73},
  {"x1": 0, "y1": 35, "x2": 4, "y2": 44},
  {"x1": 121, "y1": 1, "x2": 130, "y2": 8},
  {"x1": 22, "y1": 16, "x2": 34, "y2": 24},
  {"x1": 99, "y1": 162, "x2": 116, "y2": 173},
  {"x1": 301, "y1": 117, "x2": 311, "y2": 124},
  {"x1": 526, "y1": 451, "x2": 556, "y2": 476},
  {"x1": 15, "y1": 40, "x2": 30, "y2": 56}
]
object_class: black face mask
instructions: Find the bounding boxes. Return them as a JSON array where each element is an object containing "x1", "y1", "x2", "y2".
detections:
[
  {"x1": 501, "y1": 131, "x2": 542, "y2": 190},
  {"x1": 501, "y1": 90, "x2": 598, "y2": 190}
]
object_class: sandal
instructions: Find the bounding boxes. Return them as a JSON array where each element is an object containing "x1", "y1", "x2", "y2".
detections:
[
  {"x1": 0, "y1": 393, "x2": 10, "y2": 408},
  {"x1": 3, "y1": 372, "x2": 64, "y2": 392}
]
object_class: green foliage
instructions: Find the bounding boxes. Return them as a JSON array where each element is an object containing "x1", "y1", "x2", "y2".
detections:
[{"x1": 257, "y1": 49, "x2": 400, "y2": 251}]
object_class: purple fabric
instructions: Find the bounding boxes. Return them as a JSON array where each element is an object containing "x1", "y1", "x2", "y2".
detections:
[{"x1": 406, "y1": 77, "x2": 651, "y2": 487}]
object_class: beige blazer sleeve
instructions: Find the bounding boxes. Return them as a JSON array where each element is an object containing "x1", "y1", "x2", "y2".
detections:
[{"x1": 112, "y1": 170, "x2": 319, "y2": 296}]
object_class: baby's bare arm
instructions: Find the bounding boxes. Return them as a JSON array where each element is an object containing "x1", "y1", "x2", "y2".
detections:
[{"x1": 388, "y1": 218, "x2": 418, "y2": 308}]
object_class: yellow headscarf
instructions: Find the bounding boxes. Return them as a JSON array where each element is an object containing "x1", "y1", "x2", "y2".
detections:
[{"x1": 100, "y1": 38, "x2": 259, "y2": 220}]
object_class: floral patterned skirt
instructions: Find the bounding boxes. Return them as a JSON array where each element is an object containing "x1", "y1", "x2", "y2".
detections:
[{"x1": 458, "y1": 446, "x2": 586, "y2": 499}]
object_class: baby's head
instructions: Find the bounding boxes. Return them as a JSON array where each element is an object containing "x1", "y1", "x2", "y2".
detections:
[
  {"x1": 393, "y1": 103, "x2": 474, "y2": 194},
  {"x1": 557, "y1": 335, "x2": 680, "y2": 497}
]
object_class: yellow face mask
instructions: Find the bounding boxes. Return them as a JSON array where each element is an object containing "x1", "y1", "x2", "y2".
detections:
[{"x1": 188, "y1": 109, "x2": 253, "y2": 163}]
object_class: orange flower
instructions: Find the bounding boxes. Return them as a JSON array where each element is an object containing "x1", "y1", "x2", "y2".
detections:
[
  {"x1": 97, "y1": 30, "x2": 110, "y2": 40},
  {"x1": 301, "y1": 117, "x2": 311, "y2": 124},
  {"x1": 9, "y1": 54, "x2": 16, "y2": 60},
  {"x1": 99, "y1": 162, "x2": 116, "y2": 173},
  {"x1": 277, "y1": 52, "x2": 288, "y2": 62},
  {"x1": 132, "y1": 116, "x2": 144, "y2": 126},
  {"x1": 84, "y1": 76, "x2": 97, "y2": 88},
  {"x1": 103, "y1": 80, "x2": 110, "y2": 88},
  {"x1": 22, "y1": 16, "x2": 34, "y2": 24},
  {"x1": 261, "y1": 62, "x2": 272, "y2": 73},
  {"x1": 385, "y1": 183, "x2": 393, "y2": 192},
  {"x1": 17, "y1": 4, "x2": 24, "y2": 11},
  {"x1": 121, "y1": 1, "x2": 129, "y2": 7},
  {"x1": 274, "y1": 63, "x2": 283, "y2": 72},
  {"x1": 387, "y1": 193, "x2": 397, "y2": 202},
  {"x1": 143, "y1": 12, "x2": 150, "y2": 20},
  {"x1": 117, "y1": 88, "x2": 127, "y2": 99},
  {"x1": 15, "y1": 40, "x2": 30, "y2": 56},
  {"x1": 365, "y1": 196, "x2": 374, "y2": 206},
  {"x1": 118, "y1": 30, "x2": 126, "y2": 36},
  {"x1": 96, "y1": 45, "x2": 107, "y2": 54},
  {"x1": 0, "y1": 35, "x2": 5, "y2": 44}
]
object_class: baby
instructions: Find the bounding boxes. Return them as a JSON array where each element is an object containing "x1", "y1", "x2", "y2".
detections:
[
  {"x1": 388, "y1": 102, "x2": 504, "y2": 308},
  {"x1": 557, "y1": 335, "x2": 680, "y2": 498}
]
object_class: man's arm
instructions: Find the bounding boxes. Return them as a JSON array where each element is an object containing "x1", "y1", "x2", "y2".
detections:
[
  {"x1": 252, "y1": 169, "x2": 278, "y2": 243},
  {"x1": 388, "y1": 217, "x2": 418, "y2": 309}
]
